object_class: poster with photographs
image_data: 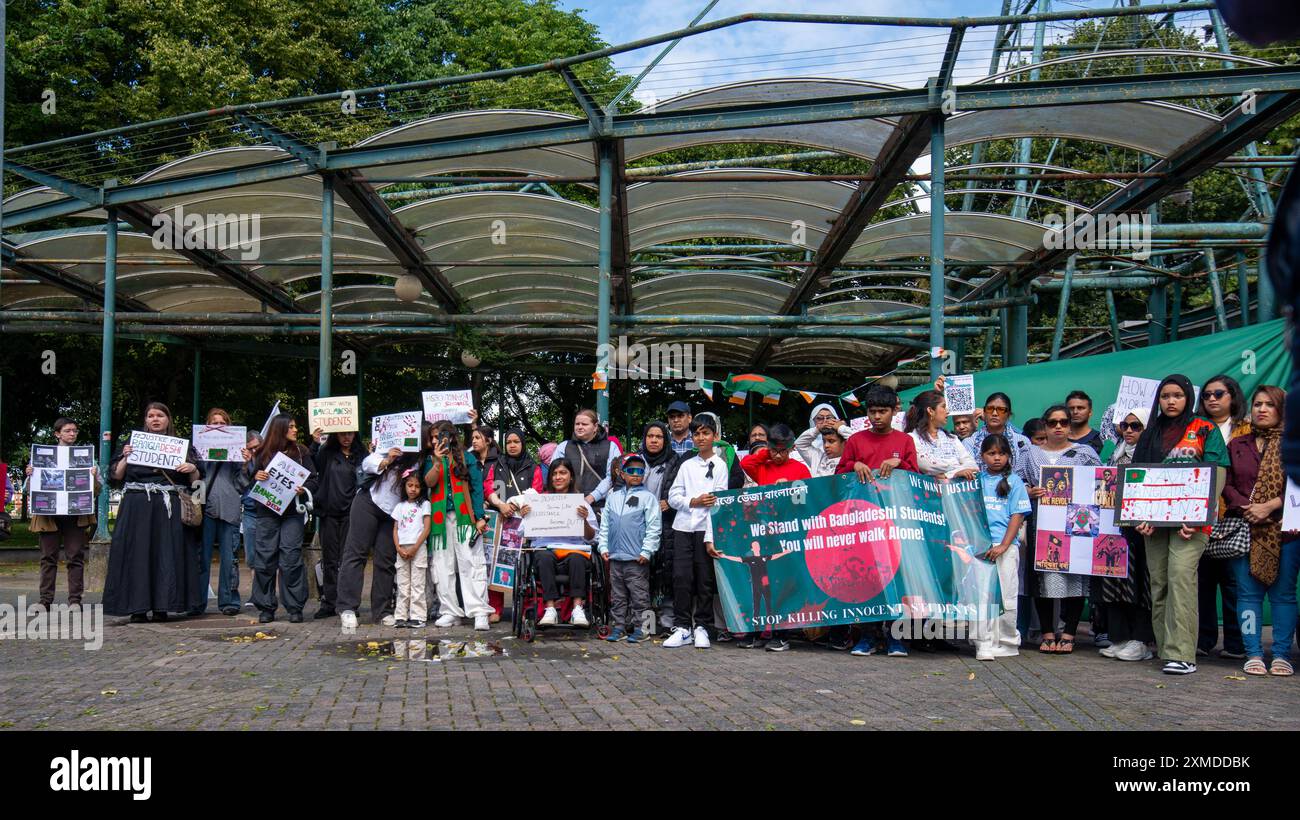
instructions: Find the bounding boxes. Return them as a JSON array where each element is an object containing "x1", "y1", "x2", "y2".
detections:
[
  {"x1": 1035, "y1": 464, "x2": 1127, "y2": 578},
  {"x1": 28, "y1": 445, "x2": 97, "y2": 516}
]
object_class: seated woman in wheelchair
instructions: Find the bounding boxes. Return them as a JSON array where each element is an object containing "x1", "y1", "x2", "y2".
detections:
[{"x1": 518, "y1": 456, "x2": 597, "y2": 627}]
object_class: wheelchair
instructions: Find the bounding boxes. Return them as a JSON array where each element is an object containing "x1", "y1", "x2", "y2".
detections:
[{"x1": 512, "y1": 542, "x2": 610, "y2": 642}]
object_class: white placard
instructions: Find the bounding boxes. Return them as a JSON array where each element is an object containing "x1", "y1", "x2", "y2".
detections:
[
  {"x1": 1114, "y1": 375, "x2": 1199, "y2": 418},
  {"x1": 519, "y1": 492, "x2": 587, "y2": 539},
  {"x1": 309, "y1": 396, "x2": 359, "y2": 433},
  {"x1": 850, "y1": 417, "x2": 870, "y2": 433},
  {"x1": 422, "y1": 389, "x2": 474, "y2": 424},
  {"x1": 1284, "y1": 478, "x2": 1300, "y2": 533},
  {"x1": 192, "y1": 425, "x2": 247, "y2": 462},
  {"x1": 127, "y1": 431, "x2": 189, "y2": 471},
  {"x1": 371, "y1": 411, "x2": 422, "y2": 453},
  {"x1": 251, "y1": 452, "x2": 311, "y2": 515},
  {"x1": 27, "y1": 445, "x2": 97, "y2": 516},
  {"x1": 944, "y1": 373, "x2": 976, "y2": 415}
]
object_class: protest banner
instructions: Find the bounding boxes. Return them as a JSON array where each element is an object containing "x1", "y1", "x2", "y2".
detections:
[
  {"x1": 422, "y1": 390, "x2": 474, "y2": 424},
  {"x1": 250, "y1": 452, "x2": 311, "y2": 515},
  {"x1": 519, "y1": 493, "x2": 586, "y2": 539},
  {"x1": 127, "y1": 431, "x2": 189, "y2": 471},
  {"x1": 944, "y1": 374, "x2": 976, "y2": 416},
  {"x1": 709, "y1": 472, "x2": 1001, "y2": 633},
  {"x1": 1283, "y1": 478, "x2": 1300, "y2": 533},
  {"x1": 370, "y1": 411, "x2": 422, "y2": 453},
  {"x1": 27, "y1": 445, "x2": 97, "y2": 516},
  {"x1": 1034, "y1": 464, "x2": 1127, "y2": 577},
  {"x1": 308, "y1": 396, "x2": 359, "y2": 433},
  {"x1": 1115, "y1": 463, "x2": 1218, "y2": 527},
  {"x1": 192, "y1": 425, "x2": 247, "y2": 462}
]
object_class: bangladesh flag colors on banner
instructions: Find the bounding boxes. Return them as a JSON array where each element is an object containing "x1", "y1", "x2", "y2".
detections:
[{"x1": 709, "y1": 472, "x2": 1003, "y2": 633}]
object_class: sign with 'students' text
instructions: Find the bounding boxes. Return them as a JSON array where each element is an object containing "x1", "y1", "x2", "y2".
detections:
[
  {"x1": 126, "y1": 431, "x2": 189, "y2": 471},
  {"x1": 1115, "y1": 463, "x2": 1218, "y2": 527},
  {"x1": 309, "y1": 396, "x2": 359, "y2": 433}
]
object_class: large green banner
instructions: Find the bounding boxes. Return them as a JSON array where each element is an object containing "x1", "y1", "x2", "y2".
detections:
[{"x1": 709, "y1": 471, "x2": 1002, "y2": 633}]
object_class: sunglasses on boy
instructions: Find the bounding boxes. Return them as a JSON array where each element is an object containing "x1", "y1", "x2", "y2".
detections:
[{"x1": 622, "y1": 465, "x2": 646, "y2": 476}]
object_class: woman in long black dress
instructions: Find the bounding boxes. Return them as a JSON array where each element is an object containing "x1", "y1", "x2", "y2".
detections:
[{"x1": 103, "y1": 402, "x2": 205, "y2": 622}]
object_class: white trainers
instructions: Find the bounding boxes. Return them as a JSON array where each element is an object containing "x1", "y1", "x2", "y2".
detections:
[
  {"x1": 975, "y1": 646, "x2": 996, "y2": 661},
  {"x1": 993, "y1": 644, "x2": 1020, "y2": 658},
  {"x1": 474, "y1": 614, "x2": 490, "y2": 631},
  {"x1": 693, "y1": 626, "x2": 711, "y2": 649},
  {"x1": 381, "y1": 614, "x2": 396, "y2": 627},
  {"x1": 539, "y1": 607, "x2": 558, "y2": 626},
  {"x1": 340, "y1": 611, "x2": 358, "y2": 630},
  {"x1": 570, "y1": 605, "x2": 590, "y2": 627},
  {"x1": 1099, "y1": 643, "x2": 1119, "y2": 658},
  {"x1": 663, "y1": 627, "x2": 693, "y2": 648},
  {"x1": 434, "y1": 613, "x2": 457, "y2": 628},
  {"x1": 1115, "y1": 640, "x2": 1154, "y2": 662}
]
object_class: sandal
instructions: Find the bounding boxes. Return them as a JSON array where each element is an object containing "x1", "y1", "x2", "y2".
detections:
[
  {"x1": 1038, "y1": 635, "x2": 1058, "y2": 653},
  {"x1": 1270, "y1": 658, "x2": 1294, "y2": 677},
  {"x1": 1056, "y1": 637, "x2": 1075, "y2": 654},
  {"x1": 1244, "y1": 658, "x2": 1268, "y2": 676}
]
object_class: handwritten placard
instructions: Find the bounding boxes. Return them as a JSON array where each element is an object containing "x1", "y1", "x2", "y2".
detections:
[
  {"x1": 251, "y1": 452, "x2": 310, "y2": 515},
  {"x1": 193, "y1": 425, "x2": 247, "y2": 462},
  {"x1": 1114, "y1": 375, "x2": 1199, "y2": 418},
  {"x1": 1115, "y1": 462, "x2": 1218, "y2": 527},
  {"x1": 371, "y1": 411, "x2": 422, "y2": 453},
  {"x1": 127, "y1": 431, "x2": 189, "y2": 471},
  {"x1": 422, "y1": 390, "x2": 474, "y2": 424},
  {"x1": 309, "y1": 396, "x2": 359, "y2": 433},
  {"x1": 519, "y1": 492, "x2": 587, "y2": 539},
  {"x1": 1284, "y1": 478, "x2": 1300, "y2": 533}
]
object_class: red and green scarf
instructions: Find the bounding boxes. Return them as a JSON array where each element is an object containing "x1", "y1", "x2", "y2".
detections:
[{"x1": 427, "y1": 456, "x2": 474, "y2": 552}]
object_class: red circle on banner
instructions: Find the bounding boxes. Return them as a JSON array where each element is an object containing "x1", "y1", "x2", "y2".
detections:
[{"x1": 803, "y1": 499, "x2": 901, "y2": 603}]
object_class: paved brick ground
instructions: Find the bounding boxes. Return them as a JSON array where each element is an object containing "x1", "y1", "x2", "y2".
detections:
[{"x1": 1, "y1": 561, "x2": 1297, "y2": 730}]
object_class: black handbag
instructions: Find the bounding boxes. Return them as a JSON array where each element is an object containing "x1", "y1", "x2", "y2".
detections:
[{"x1": 1206, "y1": 515, "x2": 1250, "y2": 559}]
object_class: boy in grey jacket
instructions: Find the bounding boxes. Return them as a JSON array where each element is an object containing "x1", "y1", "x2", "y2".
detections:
[{"x1": 597, "y1": 454, "x2": 662, "y2": 643}]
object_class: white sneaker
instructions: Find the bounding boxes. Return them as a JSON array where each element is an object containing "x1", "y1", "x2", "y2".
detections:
[
  {"x1": 474, "y1": 614, "x2": 490, "y2": 631},
  {"x1": 693, "y1": 626, "x2": 711, "y2": 649},
  {"x1": 993, "y1": 645, "x2": 1020, "y2": 658},
  {"x1": 1099, "y1": 643, "x2": 1118, "y2": 658},
  {"x1": 340, "y1": 611, "x2": 358, "y2": 630},
  {"x1": 381, "y1": 614, "x2": 396, "y2": 627},
  {"x1": 976, "y1": 646, "x2": 996, "y2": 661},
  {"x1": 434, "y1": 613, "x2": 457, "y2": 628},
  {"x1": 662, "y1": 627, "x2": 693, "y2": 648},
  {"x1": 1115, "y1": 640, "x2": 1154, "y2": 662},
  {"x1": 570, "y1": 605, "x2": 589, "y2": 627},
  {"x1": 539, "y1": 607, "x2": 558, "y2": 626}
]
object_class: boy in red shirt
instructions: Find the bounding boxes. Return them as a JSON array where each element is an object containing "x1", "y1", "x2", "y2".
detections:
[{"x1": 836, "y1": 385, "x2": 917, "y2": 657}]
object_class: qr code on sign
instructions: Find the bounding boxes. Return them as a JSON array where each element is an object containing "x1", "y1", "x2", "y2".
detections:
[{"x1": 946, "y1": 387, "x2": 974, "y2": 413}]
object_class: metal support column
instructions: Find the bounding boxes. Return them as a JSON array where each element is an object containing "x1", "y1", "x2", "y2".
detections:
[
  {"x1": 319, "y1": 175, "x2": 334, "y2": 397},
  {"x1": 356, "y1": 355, "x2": 365, "y2": 422},
  {"x1": 1258, "y1": 259, "x2": 1276, "y2": 322},
  {"x1": 1205, "y1": 249, "x2": 1230, "y2": 332},
  {"x1": 1105, "y1": 289, "x2": 1121, "y2": 353},
  {"x1": 94, "y1": 210, "x2": 118, "y2": 542},
  {"x1": 929, "y1": 117, "x2": 946, "y2": 381},
  {"x1": 192, "y1": 348, "x2": 202, "y2": 424},
  {"x1": 1049, "y1": 254, "x2": 1075, "y2": 360},
  {"x1": 596, "y1": 143, "x2": 614, "y2": 422},
  {"x1": 1147, "y1": 286, "x2": 1168, "y2": 346},
  {"x1": 1236, "y1": 252, "x2": 1249, "y2": 326},
  {"x1": 1170, "y1": 280, "x2": 1182, "y2": 341}
]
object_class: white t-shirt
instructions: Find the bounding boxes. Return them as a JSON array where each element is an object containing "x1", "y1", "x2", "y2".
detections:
[{"x1": 391, "y1": 499, "x2": 431, "y2": 546}]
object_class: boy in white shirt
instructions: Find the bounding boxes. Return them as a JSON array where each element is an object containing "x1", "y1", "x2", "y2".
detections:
[
  {"x1": 390, "y1": 471, "x2": 432, "y2": 628},
  {"x1": 665, "y1": 417, "x2": 730, "y2": 649}
]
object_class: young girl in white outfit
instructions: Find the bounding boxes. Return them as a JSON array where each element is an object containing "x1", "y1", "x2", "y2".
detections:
[{"x1": 391, "y1": 471, "x2": 432, "y2": 628}]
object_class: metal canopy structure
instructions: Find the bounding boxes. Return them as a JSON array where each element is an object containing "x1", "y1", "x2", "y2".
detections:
[{"x1": 2, "y1": 1, "x2": 1299, "y2": 538}]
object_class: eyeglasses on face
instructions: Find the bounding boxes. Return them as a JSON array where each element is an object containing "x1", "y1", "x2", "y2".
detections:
[
  {"x1": 1045, "y1": 418, "x2": 1069, "y2": 428},
  {"x1": 814, "y1": 413, "x2": 834, "y2": 421},
  {"x1": 1203, "y1": 389, "x2": 1230, "y2": 400},
  {"x1": 983, "y1": 406, "x2": 1009, "y2": 415},
  {"x1": 622, "y1": 467, "x2": 646, "y2": 476},
  {"x1": 1119, "y1": 421, "x2": 1145, "y2": 432}
]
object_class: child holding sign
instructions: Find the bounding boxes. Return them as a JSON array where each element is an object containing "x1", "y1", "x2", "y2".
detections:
[
  {"x1": 236, "y1": 414, "x2": 319, "y2": 624},
  {"x1": 391, "y1": 471, "x2": 433, "y2": 628}
]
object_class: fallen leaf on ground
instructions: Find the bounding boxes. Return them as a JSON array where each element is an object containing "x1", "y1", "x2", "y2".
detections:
[
  {"x1": 1225, "y1": 675, "x2": 1247, "y2": 681},
  {"x1": 968, "y1": 672, "x2": 976, "y2": 680},
  {"x1": 849, "y1": 719, "x2": 866, "y2": 726},
  {"x1": 100, "y1": 689, "x2": 118, "y2": 697}
]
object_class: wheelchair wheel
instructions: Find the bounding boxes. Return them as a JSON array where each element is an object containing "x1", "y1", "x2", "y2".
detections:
[{"x1": 595, "y1": 624, "x2": 611, "y2": 640}]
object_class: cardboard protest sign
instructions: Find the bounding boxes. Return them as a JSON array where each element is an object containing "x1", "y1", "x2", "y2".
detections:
[
  {"x1": 944, "y1": 374, "x2": 976, "y2": 416},
  {"x1": 422, "y1": 390, "x2": 474, "y2": 424},
  {"x1": 1283, "y1": 478, "x2": 1300, "y2": 533},
  {"x1": 1034, "y1": 465, "x2": 1127, "y2": 577},
  {"x1": 27, "y1": 445, "x2": 97, "y2": 516},
  {"x1": 309, "y1": 396, "x2": 359, "y2": 433},
  {"x1": 127, "y1": 431, "x2": 189, "y2": 471},
  {"x1": 1116, "y1": 463, "x2": 1218, "y2": 527},
  {"x1": 250, "y1": 452, "x2": 310, "y2": 515},
  {"x1": 519, "y1": 493, "x2": 586, "y2": 539},
  {"x1": 489, "y1": 509, "x2": 525, "y2": 593},
  {"x1": 1114, "y1": 375, "x2": 1199, "y2": 418},
  {"x1": 192, "y1": 425, "x2": 247, "y2": 462},
  {"x1": 370, "y1": 411, "x2": 422, "y2": 453}
]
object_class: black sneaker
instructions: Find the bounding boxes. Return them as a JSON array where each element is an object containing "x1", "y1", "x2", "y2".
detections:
[
  {"x1": 395, "y1": 619, "x2": 409, "y2": 629},
  {"x1": 288, "y1": 612, "x2": 303, "y2": 623},
  {"x1": 128, "y1": 613, "x2": 148, "y2": 624},
  {"x1": 151, "y1": 611, "x2": 169, "y2": 622},
  {"x1": 736, "y1": 634, "x2": 758, "y2": 649},
  {"x1": 221, "y1": 606, "x2": 240, "y2": 616},
  {"x1": 1162, "y1": 660, "x2": 1197, "y2": 675},
  {"x1": 766, "y1": 638, "x2": 791, "y2": 652},
  {"x1": 716, "y1": 630, "x2": 734, "y2": 643},
  {"x1": 258, "y1": 611, "x2": 274, "y2": 624},
  {"x1": 313, "y1": 606, "x2": 336, "y2": 620},
  {"x1": 407, "y1": 620, "x2": 426, "y2": 629}
]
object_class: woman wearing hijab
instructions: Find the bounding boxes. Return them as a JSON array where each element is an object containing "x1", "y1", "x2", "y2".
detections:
[
  {"x1": 1224, "y1": 385, "x2": 1295, "y2": 676},
  {"x1": 1131, "y1": 374, "x2": 1230, "y2": 675},
  {"x1": 1097, "y1": 406, "x2": 1156, "y2": 662},
  {"x1": 486, "y1": 429, "x2": 544, "y2": 622},
  {"x1": 639, "y1": 421, "x2": 678, "y2": 632}
]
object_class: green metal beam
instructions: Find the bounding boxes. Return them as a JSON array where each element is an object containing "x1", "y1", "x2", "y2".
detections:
[{"x1": 94, "y1": 210, "x2": 118, "y2": 542}]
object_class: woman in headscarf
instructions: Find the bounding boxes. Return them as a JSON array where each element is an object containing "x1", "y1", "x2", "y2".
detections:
[
  {"x1": 1131, "y1": 373, "x2": 1230, "y2": 675},
  {"x1": 1224, "y1": 385, "x2": 1295, "y2": 676},
  {"x1": 639, "y1": 421, "x2": 678, "y2": 633},
  {"x1": 485, "y1": 428, "x2": 543, "y2": 623},
  {"x1": 1097, "y1": 406, "x2": 1155, "y2": 662}
]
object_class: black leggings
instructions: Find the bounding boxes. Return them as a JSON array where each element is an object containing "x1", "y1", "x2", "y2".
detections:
[{"x1": 1035, "y1": 597, "x2": 1084, "y2": 637}]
